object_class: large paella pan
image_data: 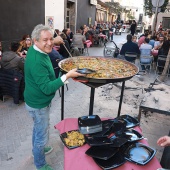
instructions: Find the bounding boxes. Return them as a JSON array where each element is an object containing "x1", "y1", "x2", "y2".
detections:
[{"x1": 58, "y1": 56, "x2": 139, "y2": 83}]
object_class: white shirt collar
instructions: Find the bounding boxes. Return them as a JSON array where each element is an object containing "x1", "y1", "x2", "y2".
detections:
[{"x1": 33, "y1": 45, "x2": 47, "y2": 55}]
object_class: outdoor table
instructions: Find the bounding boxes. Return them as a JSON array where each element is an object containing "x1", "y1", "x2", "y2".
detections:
[{"x1": 55, "y1": 118, "x2": 162, "y2": 170}]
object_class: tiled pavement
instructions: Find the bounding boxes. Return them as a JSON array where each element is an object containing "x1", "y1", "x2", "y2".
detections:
[{"x1": 0, "y1": 34, "x2": 170, "y2": 170}]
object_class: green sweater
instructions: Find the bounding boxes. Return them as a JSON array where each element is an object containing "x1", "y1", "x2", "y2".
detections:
[{"x1": 24, "y1": 46, "x2": 64, "y2": 108}]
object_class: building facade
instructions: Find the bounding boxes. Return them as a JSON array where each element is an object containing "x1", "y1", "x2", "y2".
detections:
[
  {"x1": 45, "y1": 0, "x2": 65, "y2": 31},
  {"x1": 76, "y1": 0, "x2": 96, "y2": 30},
  {"x1": 0, "y1": 0, "x2": 45, "y2": 42}
]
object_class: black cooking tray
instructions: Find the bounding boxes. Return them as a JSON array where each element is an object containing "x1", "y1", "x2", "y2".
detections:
[
  {"x1": 85, "y1": 146, "x2": 118, "y2": 160},
  {"x1": 85, "y1": 136, "x2": 112, "y2": 146},
  {"x1": 115, "y1": 129, "x2": 144, "y2": 142},
  {"x1": 111, "y1": 114, "x2": 139, "y2": 129},
  {"x1": 109, "y1": 135, "x2": 128, "y2": 148},
  {"x1": 124, "y1": 142, "x2": 156, "y2": 165},
  {"x1": 93, "y1": 151, "x2": 126, "y2": 170},
  {"x1": 86, "y1": 120, "x2": 114, "y2": 137}
]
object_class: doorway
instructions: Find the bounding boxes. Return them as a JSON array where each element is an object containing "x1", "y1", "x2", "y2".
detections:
[{"x1": 65, "y1": 8, "x2": 70, "y2": 29}]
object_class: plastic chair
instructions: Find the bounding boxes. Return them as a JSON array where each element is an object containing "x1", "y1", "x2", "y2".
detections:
[
  {"x1": 125, "y1": 52, "x2": 138, "y2": 63},
  {"x1": 156, "y1": 55, "x2": 169, "y2": 75},
  {"x1": 140, "y1": 55, "x2": 153, "y2": 73}
]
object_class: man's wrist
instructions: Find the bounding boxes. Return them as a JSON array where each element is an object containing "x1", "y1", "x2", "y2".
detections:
[{"x1": 61, "y1": 74, "x2": 69, "y2": 84}]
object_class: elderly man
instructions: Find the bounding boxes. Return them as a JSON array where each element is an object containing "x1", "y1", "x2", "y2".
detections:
[{"x1": 24, "y1": 24, "x2": 84, "y2": 170}]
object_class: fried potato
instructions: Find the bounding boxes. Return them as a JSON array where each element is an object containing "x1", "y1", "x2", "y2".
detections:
[{"x1": 64, "y1": 131, "x2": 85, "y2": 147}]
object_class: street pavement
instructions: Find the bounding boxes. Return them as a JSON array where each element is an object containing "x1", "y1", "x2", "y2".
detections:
[{"x1": 0, "y1": 33, "x2": 170, "y2": 170}]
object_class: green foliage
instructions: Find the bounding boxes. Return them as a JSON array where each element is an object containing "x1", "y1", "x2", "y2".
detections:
[
  {"x1": 144, "y1": 0, "x2": 169, "y2": 16},
  {"x1": 127, "y1": 13, "x2": 135, "y2": 20},
  {"x1": 105, "y1": 2, "x2": 124, "y2": 14}
]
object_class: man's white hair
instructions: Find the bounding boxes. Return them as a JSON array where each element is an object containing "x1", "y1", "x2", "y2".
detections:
[{"x1": 31, "y1": 24, "x2": 53, "y2": 41}]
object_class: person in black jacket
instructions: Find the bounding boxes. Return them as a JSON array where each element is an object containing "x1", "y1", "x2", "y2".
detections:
[
  {"x1": 157, "y1": 40, "x2": 170, "y2": 72},
  {"x1": 48, "y1": 48, "x2": 63, "y2": 78},
  {"x1": 130, "y1": 20, "x2": 137, "y2": 36},
  {"x1": 158, "y1": 40, "x2": 170, "y2": 56},
  {"x1": 120, "y1": 34, "x2": 140, "y2": 58},
  {"x1": 59, "y1": 33, "x2": 70, "y2": 58}
]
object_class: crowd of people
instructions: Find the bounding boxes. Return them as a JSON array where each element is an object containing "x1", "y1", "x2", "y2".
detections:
[
  {"x1": 0, "y1": 21, "x2": 170, "y2": 170},
  {"x1": 118, "y1": 27, "x2": 170, "y2": 73}
]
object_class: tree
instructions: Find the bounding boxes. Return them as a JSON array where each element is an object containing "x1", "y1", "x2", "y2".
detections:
[
  {"x1": 144, "y1": 0, "x2": 169, "y2": 17},
  {"x1": 105, "y1": 2, "x2": 124, "y2": 15}
]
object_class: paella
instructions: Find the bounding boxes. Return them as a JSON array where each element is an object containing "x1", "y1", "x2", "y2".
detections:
[{"x1": 59, "y1": 57, "x2": 138, "y2": 79}]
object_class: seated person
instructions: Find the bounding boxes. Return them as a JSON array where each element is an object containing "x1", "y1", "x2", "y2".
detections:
[
  {"x1": 99, "y1": 28, "x2": 108, "y2": 42},
  {"x1": 82, "y1": 27, "x2": 90, "y2": 40},
  {"x1": 138, "y1": 32, "x2": 149, "y2": 47},
  {"x1": 90, "y1": 25, "x2": 99, "y2": 45},
  {"x1": 149, "y1": 35, "x2": 157, "y2": 48},
  {"x1": 48, "y1": 48, "x2": 63, "y2": 78},
  {"x1": 119, "y1": 34, "x2": 140, "y2": 59},
  {"x1": 20, "y1": 37, "x2": 32, "y2": 56},
  {"x1": 72, "y1": 29, "x2": 86, "y2": 52},
  {"x1": 132, "y1": 36, "x2": 138, "y2": 44},
  {"x1": 139, "y1": 38, "x2": 153, "y2": 71},
  {"x1": 157, "y1": 40, "x2": 170, "y2": 72},
  {"x1": 54, "y1": 29, "x2": 59, "y2": 38},
  {"x1": 59, "y1": 33, "x2": 70, "y2": 58},
  {"x1": 17, "y1": 34, "x2": 31, "y2": 56},
  {"x1": 154, "y1": 35, "x2": 165, "y2": 50},
  {"x1": 62, "y1": 28, "x2": 72, "y2": 48},
  {"x1": 1, "y1": 42, "x2": 24, "y2": 73}
]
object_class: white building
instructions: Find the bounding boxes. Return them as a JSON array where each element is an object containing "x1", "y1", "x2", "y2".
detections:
[
  {"x1": 101, "y1": 0, "x2": 144, "y2": 23},
  {"x1": 45, "y1": 0, "x2": 65, "y2": 31}
]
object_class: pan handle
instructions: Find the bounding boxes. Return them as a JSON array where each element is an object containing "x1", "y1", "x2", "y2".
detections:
[{"x1": 72, "y1": 78, "x2": 88, "y2": 83}]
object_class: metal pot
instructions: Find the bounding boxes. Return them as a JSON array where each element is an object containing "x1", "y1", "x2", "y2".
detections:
[{"x1": 58, "y1": 56, "x2": 139, "y2": 84}]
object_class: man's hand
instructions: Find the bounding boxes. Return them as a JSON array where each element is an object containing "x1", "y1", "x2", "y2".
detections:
[
  {"x1": 157, "y1": 136, "x2": 170, "y2": 147},
  {"x1": 66, "y1": 68, "x2": 85, "y2": 79},
  {"x1": 54, "y1": 36, "x2": 64, "y2": 45}
]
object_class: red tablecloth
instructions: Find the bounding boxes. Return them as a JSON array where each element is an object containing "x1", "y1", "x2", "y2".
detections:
[
  {"x1": 99, "y1": 33, "x2": 106, "y2": 39},
  {"x1": 53, "y1": 46, "x2": 60, "y2": 51},
  {"x1": 54, "y1": 118, "x2": 162, "y2": 170},
  {"x1": 84, "y1": 40, "x2": 92, "y2": 48}
]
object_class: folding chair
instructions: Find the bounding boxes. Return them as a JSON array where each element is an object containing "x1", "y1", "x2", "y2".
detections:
[
  {"x1": 156, "y1": 55, "x2": 169, "y2": 76},
  {"x1": 140, "y1": 55, "x2": 153, "y2": 73},
  {"x1": 125, "y1": 52, "x2": 138, "y2": 63}
]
